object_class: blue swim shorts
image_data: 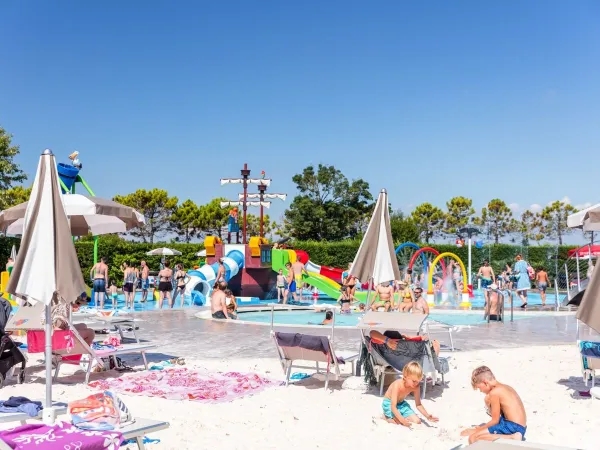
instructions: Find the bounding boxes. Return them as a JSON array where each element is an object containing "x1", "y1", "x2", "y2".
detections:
[
  {"x1": 141, "y1": 278, "x2": 150, "y2": 290},
  {"x1": 288, "y1": 280, "x2": 296, "y2": 293},
  {"x1": 537, "y1": 282, "x2": 547, "y2": 293},
  {"x1": 382, "y1": 398, "x2": 416, "y2": 419},
  {"x1": 488, "y1": 415, "x2": 526, "y2": 440},
  {"x1": 93, "y1": 279, "x2": 106, "y2": 293}
]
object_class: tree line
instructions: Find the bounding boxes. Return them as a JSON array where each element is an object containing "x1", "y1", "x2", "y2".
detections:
[{"x1": 0, "y1": 126, "x2": 582, "y2": 246}]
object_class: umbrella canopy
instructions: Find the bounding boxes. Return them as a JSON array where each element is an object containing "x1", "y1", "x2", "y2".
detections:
[
  {"x1": 6, "y1": 150, "x2": 87, "y2": 414},
  {"x1": 577, "y1": 266, "x2": 600, "y2": 333},
  {"x1": 348, "y1": 189, "x2": 400, "y2": 286},
  {"x1": 0, "y1": 194, "x2": 145, "y2": 236},
  {"x1": 567, "y1": 204, "x2": 600, "y2": 232},
  {"x1": 568, "y1": 245, "x2": 600, "y2": 259},
  {"x1": 9, "y1": 245, "x2": 17, "y2": 262},
  {"x1": 146, "y1": 247, "x2": 182, "y2": 256},
  {"x1": 195, "y1": 249, "x2": 207, "y2": 257}
]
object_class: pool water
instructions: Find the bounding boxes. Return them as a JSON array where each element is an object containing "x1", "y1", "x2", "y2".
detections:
[
  {"x1": 88, "y1": 291, "x2": 193, "y2": 312},
  {"x1": 237, "y1": 310, "x2": 541, "y2": 327}
]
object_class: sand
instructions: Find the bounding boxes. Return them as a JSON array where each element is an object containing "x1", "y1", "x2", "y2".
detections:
[{"x1": 0, "y1": 344, "x2": 597, "y2": 450}]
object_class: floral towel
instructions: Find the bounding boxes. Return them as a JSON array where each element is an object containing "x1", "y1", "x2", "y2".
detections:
[
  {"x1": 0, "y1": 421, "x2": 122, "y2": 449},
  {"x1": 89, "y1": 367, "x2": 278, "y2": 403}
]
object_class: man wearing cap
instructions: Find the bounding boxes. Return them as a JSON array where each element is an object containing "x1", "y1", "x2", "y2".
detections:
[{"x1": 484, "y1": 283, "x2": 502, "y2": 321}]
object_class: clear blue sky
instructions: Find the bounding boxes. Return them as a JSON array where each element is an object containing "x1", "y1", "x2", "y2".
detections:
[{"x1": 1, "y1": 1, "x2": 599, "y2": 242}]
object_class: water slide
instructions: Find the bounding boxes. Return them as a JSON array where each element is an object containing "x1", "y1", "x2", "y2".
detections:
[
  {"x1": 185, "y1": 250, "x2": 245, "y2": 306},
  {"x1": 271, "y1": 249, "x2": 368, "y2": 302}
]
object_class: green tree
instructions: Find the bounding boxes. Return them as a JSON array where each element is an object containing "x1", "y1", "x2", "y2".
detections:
[
  {"x1": 113, "y1": 189, "x2": 178, "y2": 243},
  {"x1": 283, "y1": 164, "x2": 373, "y2": 240},
  {"x1": 540, "y1": 201, "x2": 577, "y2": 245},
  {"x1": 475, "y1": 199, "x2": 513, "y2": 244},
  {"x1": 246, "y1": 213, "x2": 276, "y2": 237},
  {"x1": 0, "y1": 185, "x2": 32, "y2": 210},
  {"x1": 0, "y1": 127, "x2": 27, "y2": 192},
  {"x1": 444, "y1": 196, "x2": 475, "y2": 234},
  {"x1": 169, "y1": 199, "x2": 201, "y2": 243},
  {"x1": 390, "y1": 210, "x2": 419, "y2": 244},
  {"x1": 197, "y1": 198, "x2": 229, "y2": 239},
  {"x1": 410, "y1": 203, "x2": 445, "y2": 243},
  {"x1": 512, "y1": 210, "x2": 544, "y2": 246}
]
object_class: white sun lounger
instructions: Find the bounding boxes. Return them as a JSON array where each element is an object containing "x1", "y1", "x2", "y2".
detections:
[
  {"x1": 462, "y1": 440, "x2": 579, "y2": 449},
  {"x1": 120, "y1": 418, "x2": 170, "y2": 450},
  {"x1": 6, "y1": 303, "x2": 156, "y2": 383},
  {"x1": 0, "y1": 402, "x2": 67, "y2": 426}
]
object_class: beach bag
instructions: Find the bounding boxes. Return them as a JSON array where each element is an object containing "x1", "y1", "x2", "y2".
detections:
[
  {"x1": 69, "y1": 391, "x2": 133, "y2": 431},
  {"x1": 527, "y1": 265, "x2": 535, "y2": 280}
]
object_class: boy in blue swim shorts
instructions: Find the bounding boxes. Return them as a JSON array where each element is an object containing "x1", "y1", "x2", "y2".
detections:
[
  {"x1": 461, "y1": 366, "x2": 527, "y2": 443},
  {"x1": 382, "y1": 361, "x2": 439, "y2": 427}
]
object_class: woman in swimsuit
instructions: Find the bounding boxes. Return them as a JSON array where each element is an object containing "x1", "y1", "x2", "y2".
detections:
[
  {"x1": 397, "y1": 281, "x2": 415, "y2": 312},
  {"x1": 214, "y1": 259, "x2": 226, "y2": 288},
  {"x1": 344, "y1": 263, "x2": 357, "y2": 300},
  {"x1": 122, "y1": 262, "x2": 138, "y2": 309},
  {"x1": 158, "y1": 260, "x2": 174, "y2": 309},
  {"x1": 172, "y1": 264, "x2": 190, "y2": 308}
]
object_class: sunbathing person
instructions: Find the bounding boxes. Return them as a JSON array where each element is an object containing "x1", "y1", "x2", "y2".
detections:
[
  {"x1": 461, "y1": 366, "x2": 527, "y2": 443},
  {"x1": 370, "y1": 330, "x2": 440, "y2": 356},
  {"x1": 50, "y1": 293, "x2": 95, "y2": 346},
  {"x1": 371, "y1": 281, "x2": 395, "y2": 311},
  {"x1": 397, "y1": 281, "x2": 414, "y2": 312},
  {"x1": 382, "y1": 361, "x2": 439, "y2": 427},
  {"x1": 411, "y1": 287, "x2": 429, "y2": 315}
]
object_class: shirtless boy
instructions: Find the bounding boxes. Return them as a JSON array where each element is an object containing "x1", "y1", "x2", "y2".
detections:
[
  {"x1": 211, "y1": 281, "x2": 230, "y2": 319},
  {"x1": 484, "y1": 283, "x2": 502, "y2": 321},
  {"x1": 284, "y1": 262, "x2": 297, "y2": 304},
  {"x1": 140, "y1": 260, "x2": 150, "y2": 303},
  {"x1": 382, "y1": 361, "x2": 439, "y2": 427},
  {"x1": 292, "y1": 259, "x2": 308, "y2": 300},
  {"x1": 461, "y1": 366, "x2": 527, "y2": 443},
  {"x1": 371, "y1": 281, "x2": 395, "y2": 311},
  {"x1": 535, "y1": 267, "x2": 550, "y2": 306},
  {"x1": 478, "y1": 260, "x2": 495, "y2": 303}
]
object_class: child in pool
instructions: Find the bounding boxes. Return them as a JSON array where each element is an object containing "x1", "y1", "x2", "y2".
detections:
[
  {"x1": 461, "y1": 366, "x2": 527, "y2": 443},
  {"x1": 382, "y1": 361, "x2": 438, "y2": 427},
  {"x1": 108, "y1": 280, "x2": 118, "y2": 309}
]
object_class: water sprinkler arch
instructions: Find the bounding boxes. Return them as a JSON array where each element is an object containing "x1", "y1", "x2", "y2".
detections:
[
  {"x1": 395, "y1": 242, "x2": 427, "y2": 271},
  {"x1": 426, "y1": 252, "x2": 468, "y2": 295},
  {"x1": 408, "y1": 247, "x2": 446, "y2": 275}
]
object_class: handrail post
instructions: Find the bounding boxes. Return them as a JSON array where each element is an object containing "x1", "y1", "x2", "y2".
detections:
[
  {"x1": 270, "y1": 304, "x2": 274, "y2": 332},
  {"x1": 564, "y1": 263, "x2": 569, "y2": 297},
  {"x1": 510, "y1": 290, "x2": 514, "y2": 322},
  {"x1": 576, "y1": 253, "x2": 581, "y2": 291},
  {"x1": 554, "y1": 279, "x2": 559, "y2": 312}
]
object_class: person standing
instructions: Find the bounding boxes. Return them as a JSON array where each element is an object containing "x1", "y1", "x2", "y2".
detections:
[
  {"x1": 157, "y1": 260, "x2": 174, "y2": 309},
  {"x1": 140, "y1": 260, "x2": 150, "y2": 303},
  {"x1": 284, "y1": 262, "x2": 297, "y2": 304},
  {"x1": 514, "y1": 254, "x2": 531, "y2": 308},
  {"x1": 90, "y1": 257, "x2": 109, "y2": 309},
  {"x1": 535, "y1": 267, "x2": 550, "y2": 307},
  {"x1": 214, "y1": 258, "x2": 226, "y2": 287},
  {"x1": 292, "y1": 259, "x2": 308, "y2": 300},
  {"x1": 477, "y1": 260, "x2": 496, "y2": 304},
  {"x1": 5, "y1": 257, "x2": 14, "y2": 273},
  {"x1": 276, "y1": 269, "x2": 286, "y2": 303},
  {"x1": 172, "y1": 264, "x2": 190, "y2": 308},
  {"x1": 122, "y1": 262, "x2": 137, "y2": 309}
]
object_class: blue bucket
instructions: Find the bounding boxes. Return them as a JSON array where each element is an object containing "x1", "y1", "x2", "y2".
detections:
[{"x1": 57, "y1": 163, "x2": 80, "y2": 193}]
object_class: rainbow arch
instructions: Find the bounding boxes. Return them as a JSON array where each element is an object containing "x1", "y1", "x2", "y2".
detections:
[{"x1": 426, "y1": 252, "x2": 471, "y2": 308}]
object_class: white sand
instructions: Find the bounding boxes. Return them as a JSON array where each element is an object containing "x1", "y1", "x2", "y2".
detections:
[{"x1": 1, "y1": 345, "x2": 598, "y2": 449}]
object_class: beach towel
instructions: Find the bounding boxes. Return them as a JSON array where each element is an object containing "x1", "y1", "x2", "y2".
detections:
[
  {"x1": 580, "y1": 341, "x2": 600, "y2": 369},
  {"x1": 89, "y1": 367, "x2": 278, "y2": 403},
  {"x1": 359, "y1": 338, "x2": 427, "y2": 385},
  {"x1": 275, "y1": 332, "x2": 330, "y2": 354},
  {"x1": 0, "y1": 421, "x2": 123, "y2": 449},
  {"x1": 69, "y1": 391, "x2": 132, "y2": 431}
]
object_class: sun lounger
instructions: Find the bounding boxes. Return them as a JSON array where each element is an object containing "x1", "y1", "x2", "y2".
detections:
[
  {"x1": 0, "y1": 401, "x2": 67, "y2": 426},
  {"x1": 357, "y1": 311, "x2": 448, "y2": 396},
  {"x1": 271, "y1": 331, "x2": 358, "y2": 389},
  {"x1": 82, "y1": 315, "x2": 141, "y2": 343},
  {"x1": 6, "y1": 303, "x2": 156, "y2": 383},
  {"x1": 120, "y1": 418, "x2": 170, "y2": 450},
  {"x1": 461, "y1": 440, "x2": 579, "y2": 449}
]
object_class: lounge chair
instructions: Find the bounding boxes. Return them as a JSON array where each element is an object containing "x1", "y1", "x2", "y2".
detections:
[
  {"x1": 460, "y1": 439, "x2": 579, "y2": 449},
  {"x1": 0, "y1": 401, "x2": 67, "y2": 426},
  {"x1": 577, "y1": 322, "x2": 600, "y2": 393},
  {"x1": 271, "y1": 331, "x2": 358, "y2": 389},
  {"x1": 357, "y1": 311, "x2": 449, "y2": 396},
  {"x1": 6, "y1": 303, "x2": 156, "y2": 383}
]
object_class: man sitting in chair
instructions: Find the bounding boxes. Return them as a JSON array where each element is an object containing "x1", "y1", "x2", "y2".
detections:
[{"x1": 50, "y1": 292, "x2": 95, "y2": 346}]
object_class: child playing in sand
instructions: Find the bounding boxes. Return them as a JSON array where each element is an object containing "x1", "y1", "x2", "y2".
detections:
[
  {"x1": 109, "y1": 280, "x2": 118, "y2": 309},
  {"x1": 461, "y1": 366, "x2": 527, "y2": 443},
  {"x1": 382, "y1": 361, "x2": 439, "y2": 427}
]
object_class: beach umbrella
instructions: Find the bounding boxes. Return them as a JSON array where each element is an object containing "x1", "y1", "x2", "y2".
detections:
[
  {"x1": 195, "y1": 249, "x2": 207, "y2": 257},
  {"x1": 0, "y1": 194, "x2": 145, "y2": 236},
  {"x1": 567, "y1": 204, "x2": 600, "y2": 232},
  {"x1": 146, "y1": 248, "x2": 182, "y2": 256},
  {"x1": 6, "y1": 150, "x2": 86, "y2": 422},
  {"x1": 9, "y1": 245, "x2": 17, "y2": 262},
  {"x1": 348, "y1": 189, "x2": 400, "y2": 304}
]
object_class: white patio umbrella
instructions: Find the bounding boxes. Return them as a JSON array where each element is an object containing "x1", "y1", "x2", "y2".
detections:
[
  {"x1": 195, "y1": 249, "x2": 207, "y2": 257},
  {"x1": 0, "y1": 194, "x2": 145, "y2": 236},
  {"x1": 9, "y1": 245, "x2": 17, "y2": 262},
  {"x1": 567, "y1": 204, "x2": 600, "y2": 232},
  {"x1": 6, "y1": 150, "x2": 86, "y2": 423},
  {"x1": 146, "y1": 248, "x2": 182, "y2": 256}
]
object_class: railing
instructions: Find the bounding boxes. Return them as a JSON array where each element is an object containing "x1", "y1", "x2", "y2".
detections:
[{"x1": 556, "y1": 240, "x2": 597, "y2": 306}]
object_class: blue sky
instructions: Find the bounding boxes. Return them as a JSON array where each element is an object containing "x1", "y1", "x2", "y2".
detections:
[{"x1": 1, "y1": 1, "x2": 599, "y2": 243}]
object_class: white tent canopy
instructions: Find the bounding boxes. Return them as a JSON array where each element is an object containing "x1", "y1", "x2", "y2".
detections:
[{"x1": 568, "y1": 203, "x2": 600, "y2": 231}]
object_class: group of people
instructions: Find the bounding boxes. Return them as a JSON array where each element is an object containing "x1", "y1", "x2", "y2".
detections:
[
  {"x1": 210, "y1": 280, "x2": 238, "y2": 320},
  {"x1": 89, "y1": 258, "x2": 191, "y2": 310}
]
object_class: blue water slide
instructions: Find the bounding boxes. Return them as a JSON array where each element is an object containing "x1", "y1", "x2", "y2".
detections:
[
  {"x1": 57, "y1": 163, "x2": 80, "y2": 194},
  {"x1": 187, "y1": 250, "x2": 245, "y2": 305}
]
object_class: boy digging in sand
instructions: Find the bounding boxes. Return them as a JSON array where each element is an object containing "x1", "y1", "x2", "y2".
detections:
[
  {"x1": 461, "y1": 366, "x2": 527, "y2": 443},
  {"x1": 382, "y1": 361, "x2": 439, "y2": 427}
]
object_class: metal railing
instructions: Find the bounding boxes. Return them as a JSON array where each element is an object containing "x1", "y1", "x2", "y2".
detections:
[{"x1": 556, "y1": 240, "x2": 597, "y2": 306}]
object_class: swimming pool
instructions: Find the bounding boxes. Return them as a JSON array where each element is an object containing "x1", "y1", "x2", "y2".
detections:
[
  {"x1": 236, "y1": 310, "x2": 542, "y2": 327},
  {"x1": 87, "y1": 291, "x2": 194, "y2": 312}
]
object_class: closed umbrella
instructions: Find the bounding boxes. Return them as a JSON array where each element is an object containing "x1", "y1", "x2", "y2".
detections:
[
  {"x1": 146, "y1": 248, "x2": 182, "y2": 256},
  {"x1": 6, "y1": 150, "x2": 86, "y2": 423},
  {"x1": 0, "y1": 194, "x2": 145, "y2": 236},
  {"x1": 577, "y1": 266, "x2": 600, "y2": 333},
  {"x1": 348, "y1": 189, "x2": 400, "y2": 305}
]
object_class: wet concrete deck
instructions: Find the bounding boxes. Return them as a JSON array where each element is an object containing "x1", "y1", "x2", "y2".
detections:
[{"x1": 113, "y1": 307, "x2": 581, "y2": 361}]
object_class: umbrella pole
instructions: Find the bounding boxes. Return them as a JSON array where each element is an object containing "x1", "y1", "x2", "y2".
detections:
[
  {"x1": 43, "y1": 303, "x2": 56, "y2": 424},
  {"x1": 365, "y1": 277, "x2": 373, "y2": 310}
]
